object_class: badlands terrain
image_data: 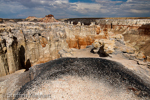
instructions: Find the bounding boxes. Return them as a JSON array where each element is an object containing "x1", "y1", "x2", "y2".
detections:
[{"x1": 0, "y1": 15, "x2": 150, "y2": 100}]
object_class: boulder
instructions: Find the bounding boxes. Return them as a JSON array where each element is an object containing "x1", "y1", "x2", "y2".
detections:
[
  {"x1": 100, "y1": 39, "x2": 115, "y2": 54},
  {"x1": 92, "y1": 39, "x2": 115, "y2": 54},
  {"x1": 92, "y1": 39, "x2": 101, "y2": 49}
]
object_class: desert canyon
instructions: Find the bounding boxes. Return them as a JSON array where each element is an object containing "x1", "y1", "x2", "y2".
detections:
[{"x1": 0, "y1": 15, "x2": 150, "y2": 100}]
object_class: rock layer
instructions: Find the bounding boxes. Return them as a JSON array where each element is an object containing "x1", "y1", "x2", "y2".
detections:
[{"x1": 0, "y1": 18, "x2": 150, "y2": 77}]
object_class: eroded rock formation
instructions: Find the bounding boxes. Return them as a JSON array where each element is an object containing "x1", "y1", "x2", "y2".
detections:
[
  {"x1": 1, "y1": 17, "x2": 150, "y2": 100},
  {"x1": 0, "y1": 22, "x2": 68, "y2": 77},
  {"x1": 0, "y1": 18, "x2": 150, "y2": 77}
]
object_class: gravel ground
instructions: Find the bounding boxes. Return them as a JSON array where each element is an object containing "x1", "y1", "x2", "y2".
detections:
[{"x1": 18, "y1": 75, "x2": 143, "y2": 100}]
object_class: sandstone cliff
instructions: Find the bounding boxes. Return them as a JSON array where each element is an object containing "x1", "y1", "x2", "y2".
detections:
[
  {"x1": 1, "y1": 18, "x2": 150, "y2": 100},
  {"x1": 0, "y1": 18, "x2": 150, "y2": 77},
  {"x1": 0, "y1": 22, "x2": 68, "y2": 77}
]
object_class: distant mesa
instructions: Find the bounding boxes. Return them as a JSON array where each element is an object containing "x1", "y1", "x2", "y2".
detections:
[
  {"x1": 9, "y1": 19, "x2": 15, "y2": 22},
  {"x1": 26, "y1": 14, "x2": 58, "y2": 23},
  {"x1": 45, "y1": 14, "x2": 54, "y2": 17},
  {"x1": 26, "y1": 16, "x2": 41, "y2": 22},
  {"x1": 0, "y1": 14, "x2": 58, "y2": 23},
  {"x1": 26, "y1": 16, "x2": 38, "y2": 20},
  {"x1": 39, "y1": 14, "x2": 58, "y2": 23}
]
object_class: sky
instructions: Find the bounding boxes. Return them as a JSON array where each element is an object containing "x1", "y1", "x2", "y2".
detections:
[{"x1": 0, "y1": 0, "x2": 150, "y2": 19}]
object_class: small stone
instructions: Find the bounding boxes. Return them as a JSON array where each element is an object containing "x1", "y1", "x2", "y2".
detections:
[
  {"x1": 137, "y1": 61, "x2": 147, "y2": 65},
  {"x1": 92, "y1": 39, "x2": 115, "y2": 55}
]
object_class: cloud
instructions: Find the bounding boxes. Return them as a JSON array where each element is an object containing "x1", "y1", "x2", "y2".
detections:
[
  {"x1": 127, "y1": 0, "x2": 150, "y2": 2},
  {"x1": 0, "y1": 1, "x2": 27, "y2": 14},
  {"x1": 129, "y1": 9, "x2": 149, "y2": 13},
  {"x1": 72, "y1": 2, "x2": 101, "y2": 13},
  {"x1": 95, "y1": 0, "x2": 123, "y2": 4},
  {"x1": 0, "y1": 0, "x2": 150, "y2": 18}
]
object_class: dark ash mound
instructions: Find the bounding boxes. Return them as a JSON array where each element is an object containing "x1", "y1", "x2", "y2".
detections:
[{"x1": 15, "y1": 58, "x2": 150, "y2": 100}]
